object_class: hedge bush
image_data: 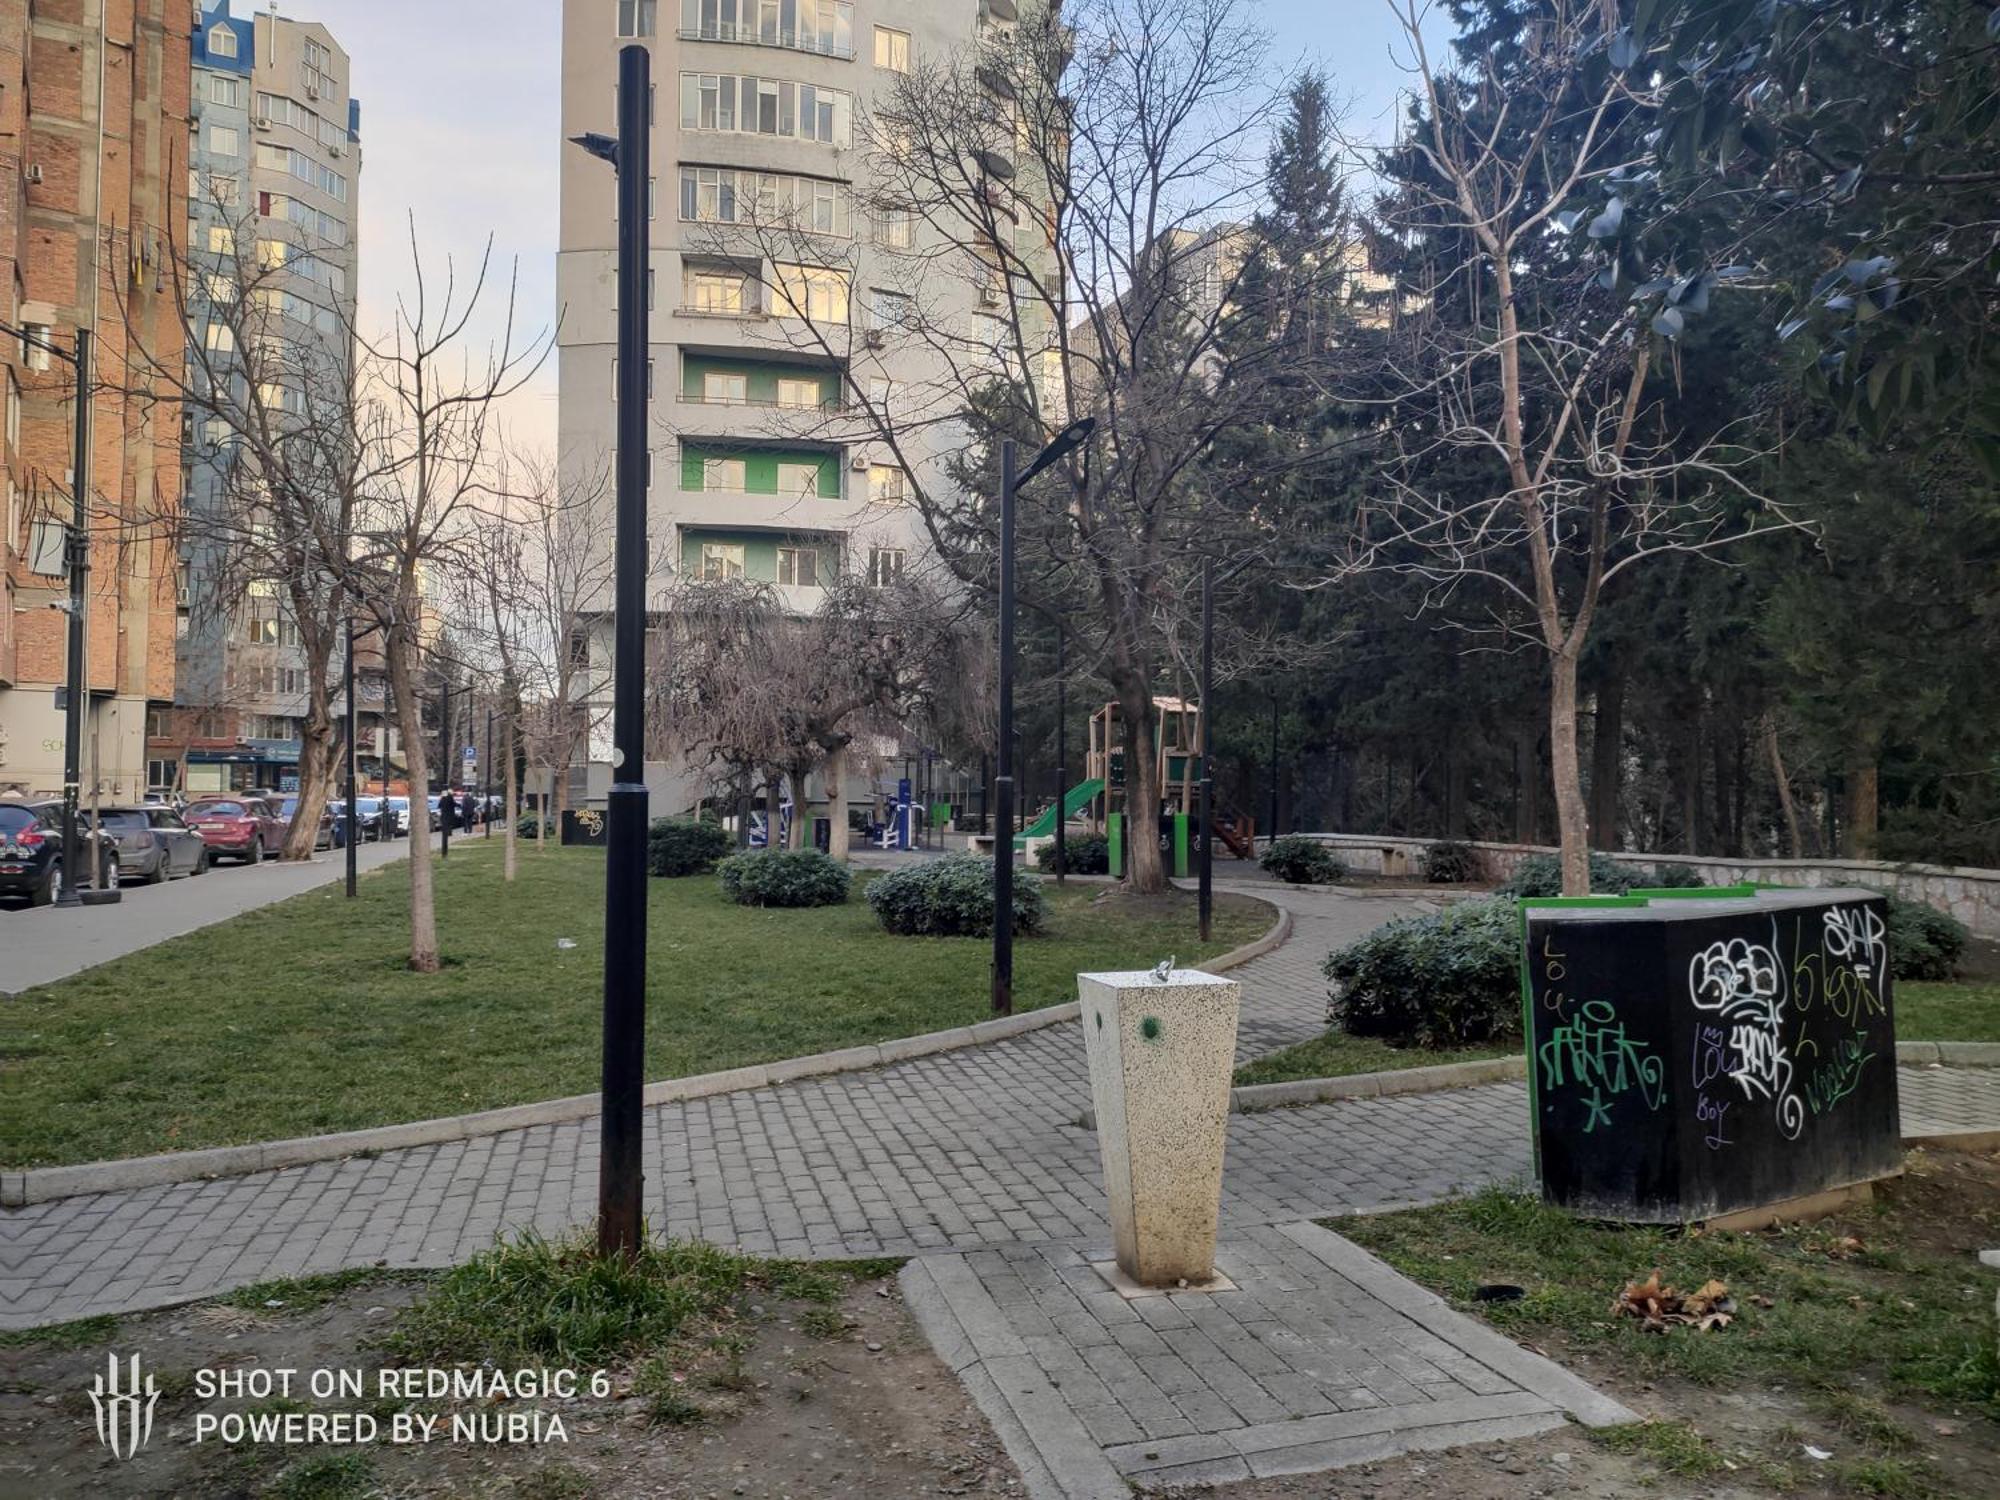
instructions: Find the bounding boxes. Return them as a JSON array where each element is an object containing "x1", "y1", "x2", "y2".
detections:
[
  {"x1": 1879, "y1": 892, "x2": 1968, "y2": 981},
  {"x1": 1035, "y1": 832, "x2": 1110, "y2": 876},
  {"x1": 1497, "y1": 852, "x2": 1707, "y2": 897},
  {"x1": 1261, "y1": 835, "x2": 1347, "y2": 885},
  {"x1": 516, "y1": 814, "x2": 557, "y2": 839},
  {"x1": 1421, "y1": 839, "x2": 1480, "y2": 884},
  {"x1": 716, "y1": 849, "x2": 850, "y2": 909},
  {"x1": 866, "y1": 852, "x2": 1047, "y2": 937},
  {"x1": 1325, "y1": 896, "x2": 1521, "y2": 1049},
  {"x1": 648, "y1": 816, "x2": 733, "y2": 878}
]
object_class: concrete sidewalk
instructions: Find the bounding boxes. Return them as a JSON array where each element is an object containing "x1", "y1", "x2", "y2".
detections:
[{"x1": 0, "y1": 832, "x2": 448, "y2": 994}]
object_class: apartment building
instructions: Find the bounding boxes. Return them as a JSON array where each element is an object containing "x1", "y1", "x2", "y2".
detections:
[
  {"x1": 0, "y1": 0, "x2": 189, "y2": 800},
  {"x1": 556, "y1": 0, "x2": 1037, "y2": 817},
  {"x1": 166, "y1": 0, "x2": 360, "y2": 795}
]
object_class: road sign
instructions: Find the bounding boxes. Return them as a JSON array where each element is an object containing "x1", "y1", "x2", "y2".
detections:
[{"x1": 462, "y1": 745, "x2": 477, "y2": 763}]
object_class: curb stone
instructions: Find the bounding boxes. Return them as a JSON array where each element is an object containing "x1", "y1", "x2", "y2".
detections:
[{"x1": 4, "y1": 896, "x2": 1289, "y2": 1208}]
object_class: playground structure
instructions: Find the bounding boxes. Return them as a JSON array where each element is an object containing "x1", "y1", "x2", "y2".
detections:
[{"x1": 1013, "y1": 697, "x2": 1256, "y2": 862}]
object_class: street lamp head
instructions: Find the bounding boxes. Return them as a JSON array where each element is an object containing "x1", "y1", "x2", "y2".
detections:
[
  {"x1": 1019, "y1": 416, "x2": 1098, "y2": 488},
  {"x1": 570, "y1": 132, "x2": 620, "y2": 168}
]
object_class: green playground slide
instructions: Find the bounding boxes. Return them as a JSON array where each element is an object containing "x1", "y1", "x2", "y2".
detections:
[{"x1": 1013, "y1": 778, "x2": 1106, "y2": 850}]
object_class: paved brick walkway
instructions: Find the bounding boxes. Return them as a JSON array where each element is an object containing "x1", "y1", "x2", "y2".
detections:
[{"x1": 3, "y1": 882, "x2": 1995, "y2": 1332}]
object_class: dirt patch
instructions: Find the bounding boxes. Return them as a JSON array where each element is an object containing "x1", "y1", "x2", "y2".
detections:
[
  {"x1": 9, "y1": 1276, "x2": 1021, "y2": 1499},
  {"x1": 1958, "y1": 936, "x2": 2000, "y2": 982}
]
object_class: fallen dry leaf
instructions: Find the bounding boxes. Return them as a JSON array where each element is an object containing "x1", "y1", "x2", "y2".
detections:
[{"x1": 1612, "y1": 1270, "x2": 1738, "y2": 1333}]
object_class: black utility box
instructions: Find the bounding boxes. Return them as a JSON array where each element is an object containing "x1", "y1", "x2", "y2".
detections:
[{"x1": 1523, "y1": 887, "x2": 1900, "y2": 1223}]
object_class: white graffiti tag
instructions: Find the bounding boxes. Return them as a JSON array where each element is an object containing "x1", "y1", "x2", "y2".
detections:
[
  {"x1": 1689, "y1": 923, "x2": 1805, "y2": 1140},
  {"x1": 1822, "y1": 905, "x2": 1887, "y2": 990}
]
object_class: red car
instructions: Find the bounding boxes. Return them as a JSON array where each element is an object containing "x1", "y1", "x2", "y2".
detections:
[{"x1": 185, "y1": 796, "x2": 285, "y2": 864}]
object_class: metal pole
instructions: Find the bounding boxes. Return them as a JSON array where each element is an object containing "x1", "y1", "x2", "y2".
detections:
[
  {"x1": 1199, "y1": 557, "x2": 1214, "y2": 943},
  {"x1": 991, "y1": 439, "x2": 1017, "y2": 1016},
  {"x1": 598, "y1": 43, "x2": 653, "y2": 1258},
  {"x1": 1267, "y1": 697, "x2": 1279, "y2": 848},
  {"x1": 56, "y1": 328, "x2": 91, "y2": 907},
  {"x1": 438, "y1": 680, "x2": 451, "y2": 861},
  {"x1": 484, "y1": 708, "x2": 494, "y2": 837},
  {"x1": 345, "y1": 622, "x2": 358, "y2": 897},
  {"x1": 1053, "y1": 628, "x2": 1066, "y2": 885}
]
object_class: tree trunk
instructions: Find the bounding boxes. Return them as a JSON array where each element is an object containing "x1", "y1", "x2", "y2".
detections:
[
  {"x1": 786, "y1": 761, "x2": 815, "y2": 849},
  {"x1": 1444, "y1": 747, "x2": 1468, "y2": 838},
  {"x1": 1515, "y1": 727, "x2": 1541, "y2": 845},
  {"x1": 385, "y1": 625, "x2": 439, "y2": 972},
  {"x1": 1763, "y1": 711, "x2": 1803, "y2": 859},
  {"x1": 1844, "y1": 743, "x2": 1880, "y2": 861},
  {"x1": 1680, "y1": 720, "x2": 1704, "y2": 855},
  {"x1": 1548, "y1": 648, "x2": 1591, "y2": 897},
  {"x1": 1588, "y1": 668, "x2": 1623, "y2": 851},
  {"x1": 1118, "y1": 685, "x2": 1168, "y2": 894},
  {"x1": 826, "y1": 746, "x2": 850, "y2": 862},
  {"x1": 764, "y1": 774, "x2": 782, "y2": 849},
  {"x1": 503, "y1": 705, "x2": 519, "y2": 882},
  {"x1": 282, "y1": 711, "x2": 336, "y2": 862}
]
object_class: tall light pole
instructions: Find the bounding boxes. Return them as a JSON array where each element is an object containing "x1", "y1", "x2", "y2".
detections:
[
  {"x1": 437, "y1": 678, "x2": 452, "y2": 861},
  {"x1": 992, "y1": 419, "x2": 1095, "y2": 1016},
  {"x1": 1053, "y1": 627, "x2": 1066, "y2": 886},
  {"x1": 344, "y1": 620, "x2": 358, "y2": 897},
  {"x1": 573, "y1": 43, "x2": 652, "y2": 1258},
  {"x1": 484, "y1": 708, "x2": 494, "y2": 837},
  {"x1": 1199, "y1": 555, "x2": 1258, "y2": 943}
]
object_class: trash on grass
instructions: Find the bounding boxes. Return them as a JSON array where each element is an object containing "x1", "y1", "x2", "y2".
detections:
[
  {"x1": 1611, "y1": 1270, "x2": 1737, "y2": 1332},
  {"x1": 556, "y1": 937, "x2": 578, "y2": 950},
  {"x1": 1803, "y1": 1444, "x2": 1833, "y2": 1460}
]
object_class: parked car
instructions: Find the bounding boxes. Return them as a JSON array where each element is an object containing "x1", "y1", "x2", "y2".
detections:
[
  {"x1": 184, "y1": 795, "x2": 285, "y2": 864},
  {"x1": 272, "y1": 795, "x2": 335, "y2": 851},
  {"x1": 88, "y1": 805, "x2": 210, "y2": 884},
  {"x1": 0, "y1": 801, "x2": 120, "y2": 905}
]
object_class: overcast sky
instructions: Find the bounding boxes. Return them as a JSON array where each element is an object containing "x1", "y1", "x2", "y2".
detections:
[{"x1": 331, "y1": 0, "x2": 1432, "y2": 451}]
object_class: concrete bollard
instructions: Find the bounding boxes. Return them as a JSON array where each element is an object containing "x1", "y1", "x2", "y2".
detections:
[{"x1": 1079, "y1": 968, "x2": 1242, "y2": 1288}]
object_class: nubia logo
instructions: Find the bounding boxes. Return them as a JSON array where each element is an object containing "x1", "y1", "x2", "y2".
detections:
[{"x1": 89, "y1": 1353, "x2": 160, "y2": 1460}]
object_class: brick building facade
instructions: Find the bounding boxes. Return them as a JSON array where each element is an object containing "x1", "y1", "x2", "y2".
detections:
[{"x1": 0, "y1": 0, "x2": 188, "y2": 799}]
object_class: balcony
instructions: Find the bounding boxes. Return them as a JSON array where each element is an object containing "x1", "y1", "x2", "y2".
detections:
[{"x1": 678, "y1": 22, "x2": 855, "y2": 61}]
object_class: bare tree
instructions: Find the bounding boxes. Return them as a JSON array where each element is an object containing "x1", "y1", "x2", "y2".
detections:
[
  {"x1": 672, "y1": 0, "x2": 1306, "y2": 891},
  {"x1": 1335, "y1": 1, "x2": 1809, "y2": 896}
]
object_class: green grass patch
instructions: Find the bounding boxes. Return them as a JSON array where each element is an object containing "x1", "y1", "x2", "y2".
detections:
[
  {"x1": 1239, "y1": 976, "x2": 1999, "y2": 1087},
  {"x1": 0, "y1": 1313, "x2": 119, "y2": 1351},
  {"x1": 1896, "y1": 980, "x2": 2000, "y2": 1042},
  {"x1": 1589, "y1": 1419, "x2": 1730, "y2": 1478},
  {"x1": 10, "y1": 847, "x2": 1267, "y2": 1167},
  {"x1": 1234, "y1": 1032, "x2": 1512, "y2": 1086},
  {"x1": 268, "y1": 1452, "x2": 375, "y2": 1500},
  {"x1": 220, "y1": 1268, "x2": 419, "y2": 1316},
  {"x1": 381, "y1": 1229, "x2": 840, "y2": 1369},
  {"x1": 1339, "y1": 1185, "x2": 2000, "y2": 1422}
]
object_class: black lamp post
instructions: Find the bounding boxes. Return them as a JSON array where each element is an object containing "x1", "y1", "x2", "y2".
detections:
[
  {"x1": 437, "y1": 678, "x2": 452, "y2": 861},
  {"x1": 1198, "y1": 554, "x2": 1258, "y2": 943},
  {"x1": 484, "y1": 709, "x2": 494, "y2": 837},
  {"x1": 992, "y1": 418, "x2": 1095, "y2": 1016},
  {"x1": 1053, "y1": 627, "x2": 1066, "y2": 886},
  {"x1": 572, "y1": 43, "x2": 652, "y2": 1258},
  {"x1": 345, "y1": 620, "x2": 358, "y2": 897}
]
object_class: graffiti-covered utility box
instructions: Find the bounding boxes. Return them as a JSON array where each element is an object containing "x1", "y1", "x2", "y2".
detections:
[
  {"x1": 1523, "y1": 887, "x2": 1900, "y2": 1223},
  {"x1": 560, "y1": 809, "x2": 609, "y2": 847}
]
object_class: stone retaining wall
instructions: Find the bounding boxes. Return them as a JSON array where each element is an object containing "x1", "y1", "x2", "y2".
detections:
[{"x1": 1296, "y1": 833, "x2": 2000, "y2": 939}]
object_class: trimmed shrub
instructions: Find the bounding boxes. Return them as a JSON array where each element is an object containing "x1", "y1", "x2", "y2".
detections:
[
  {"x1": 866, "y1": 852, "x2": 1047, "y2": 937},
  {"x1": 516, "y1": 814, "x2": 557, "y2": 840},
  {"x1": 716, "y1": 849, "x2": 850, "y2": 908},
  {"x1": 1325, "y1": 896, "x2": 1521, "y2": 1050},
  {"x1": 1261, "y1": 835, "x2": 1347, "y2": 886},
  {"x1": 1880, "y1": 893, "x2": 1967, "y2": 981},
  {"x1": 1497, "y1": 852, "x2": 1708, "y2": 898},
  {"x1": 1422, "y1": 839, "x2": 1480, "y2": 884},
  {"x1": 1035, "y1": 832, "x2": 1110, "y2": 876},
  {"x1": 648, "y1": 816, "x2": 733, "y2": 878}
]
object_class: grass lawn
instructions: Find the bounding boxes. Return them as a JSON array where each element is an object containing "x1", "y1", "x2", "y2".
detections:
[
  {"x1": 1341, "y1": 1149, "x2": 2000, "y2": 1497},
  {"x1": 9, "y1": 844, "x2": 1269, "y2": 1168},
  {"x1": 1236, "y1": 977, "x2": 2000, "y2": 1087}
]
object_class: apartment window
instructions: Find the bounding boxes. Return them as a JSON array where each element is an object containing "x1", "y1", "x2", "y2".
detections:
[
  {"x1": 203, "y1": 322, "x2": 236, "y2": 353},
  {"x1": 611, "y1": 357, "x2": 658, "y2": 400},
  {"x1": 208, "y1": 173, "x2": 240, "y2": 206},
  {"x1": 619, "y1": 0, "x2": 659, "y2": 36},
  {"x1": 873, "y1": 26, "x2": 910, "y2": 72},
  {"x1": 774, "y1": 378, "x2": 821, "y2": 410},
  {"x1": 679, "y1": 167, "x2": 850, "y2": 236},
  {"x1": 874, "y1": 205, "x2": 916, "y2": 250},
  {"x1": 567, "y1": 626, "x2": 591, "y2": 667},
  {"x1": 210, "y1": 76, "x2": 242, "y2": 107},
  {"x1": 869, "y1": 288, "x2": 913, "y2": 329},
  {"x1": 700, "y1": 542, "x2": 746, "y2": 580},
  {"x1": 208, "y1": 124, "x2": 241, "y2": 157},
  {"x1": 776, "y1": 546, "x2": 820, "y2": 587},
  {"x1": 774, "y1": 263, "x2": 849, "y2": 323},
  {"x1": 869, "y1": 464, "x2": 907, "y2": 505},
  {"x1": 208, "y1": 24, "x2": 238, "y2": 58},
  {"x1": 678, "y1": 72, "x2": 851, "y2": 147},
  {"x1": 22, "y1": 324, "x2": 53, "y2": 372},
  {"x1": 702, "y1": 371, "x2": 748, "y2": 404},
  {"x1": 302, "y1": 38, "x2": 334, "y2": 99},
  {"x1": 703, "y1": 457, "x2": 747, "y2": 491},
  {"x1": 866, "y1": 376, "x2": 892, "y2": 409},
  {"x1": 867, "y1": 547, "x2": 907, "y2": 588},
  {"x1": 257, "y1": 239, "x2": 288, "y2": 270},
  {"x1": 28, "y1": 517, "x2": 66, "y2": 576},
  {"x1": 685, "y1": 263, "x2": 749, "y2": 313},
  {"x1": 776, "y1": 461, "x2": 821, "y2": 498}
]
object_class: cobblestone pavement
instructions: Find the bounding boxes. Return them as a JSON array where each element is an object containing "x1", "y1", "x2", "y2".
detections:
[
  {"x1": 903, "y1": 1220, "x2": 1634, "y2": 1497},
  {"x1": 4, "y1": 883, "x2": 1996, "y2": 1332}
]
